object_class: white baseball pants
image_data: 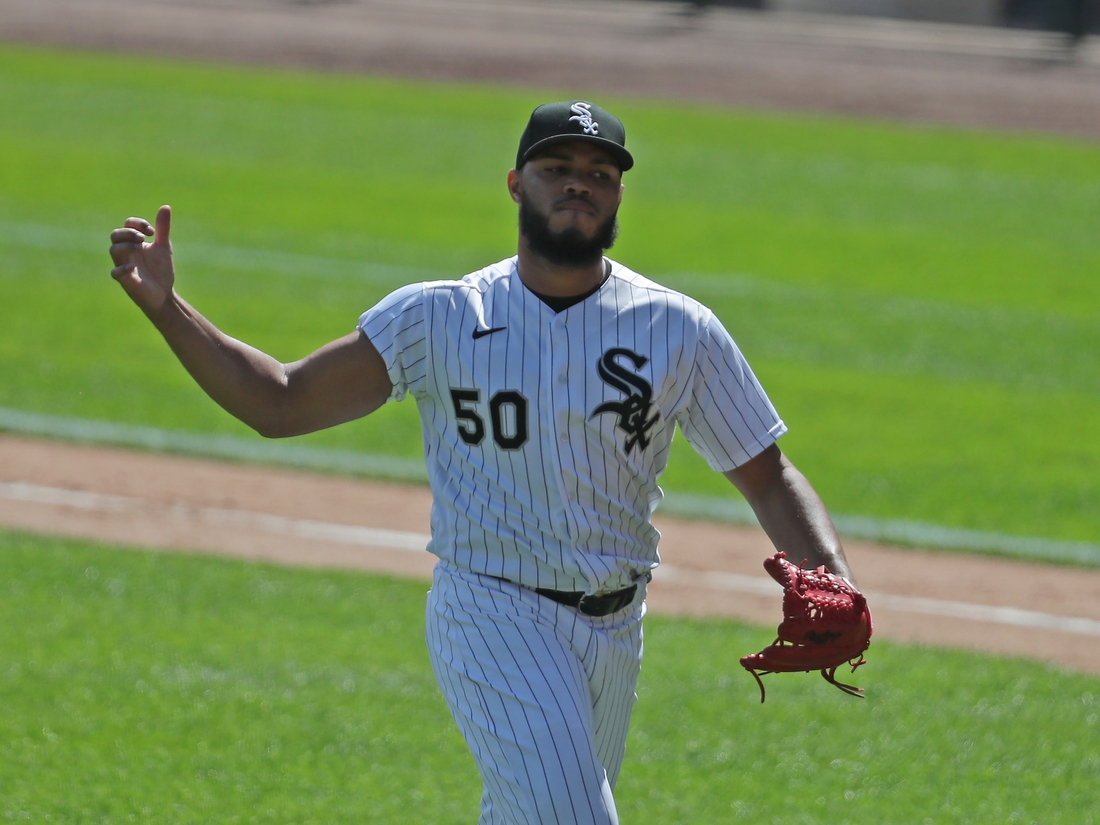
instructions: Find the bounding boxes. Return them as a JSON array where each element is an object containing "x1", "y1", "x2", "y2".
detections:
[{"x1": 426, "y1": 562, "x2": 647, "y2": 825}]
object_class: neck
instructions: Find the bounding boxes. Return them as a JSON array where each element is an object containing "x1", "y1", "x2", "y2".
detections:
[{"x1": 515, "y1": 237, "x2": 607, "y2": 297}]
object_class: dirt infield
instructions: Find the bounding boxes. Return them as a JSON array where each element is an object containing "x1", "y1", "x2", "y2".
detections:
[
  {"x1": 2, "y1": 0, "x2": 1099, "y2": 677},
  {"x1": 4, "y1": 436, "x2": 1100, "y2": 676},
  {"x1": 3, "y1": 0, "x2": 1099, "y2": 138}
]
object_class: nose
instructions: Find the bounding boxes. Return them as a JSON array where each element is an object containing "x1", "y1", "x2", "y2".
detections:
[{"x1": 563, "y1": 173, "x2": 592, "y2": 196}]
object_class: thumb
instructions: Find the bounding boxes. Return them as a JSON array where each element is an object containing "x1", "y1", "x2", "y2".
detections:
[{"x1": 153, "y1": 204, "x2": 172, "y2": 247}]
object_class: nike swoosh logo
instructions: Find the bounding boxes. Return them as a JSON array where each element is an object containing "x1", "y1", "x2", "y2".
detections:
[{"x1": 472, "y1": 326, "x2": 507, "y2": 340}]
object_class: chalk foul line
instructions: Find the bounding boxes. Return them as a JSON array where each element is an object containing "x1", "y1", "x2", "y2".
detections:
[
  {"x1": 651, "y1": 566, "x2": 1100, "y2": 637},
  {"x1": 3, "y1": 480, "x2": 1099, "y2": 639},
  {"x1": 0, "y1": 480, "x2": 428, "y2": 552}
]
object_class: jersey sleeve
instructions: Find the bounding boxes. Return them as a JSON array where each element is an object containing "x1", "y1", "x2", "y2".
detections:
[
  {"x1": 676, "y1": 312, "x2": 787, "y2": 471},
  {"x1": 357, "y1": 283, "x2": 429, "y2": 403}
]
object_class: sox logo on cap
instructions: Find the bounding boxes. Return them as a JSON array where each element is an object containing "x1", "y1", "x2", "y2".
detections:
[{"x1": 569, "y1": 101, "x2": 600, "y2": 135}]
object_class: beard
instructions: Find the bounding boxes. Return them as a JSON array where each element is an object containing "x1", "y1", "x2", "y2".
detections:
[{"x1": 519, "y1": 193, "x2": 618, "y2": 267}]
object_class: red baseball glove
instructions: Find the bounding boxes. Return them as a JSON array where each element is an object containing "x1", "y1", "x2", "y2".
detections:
[{"x1": 740, "y1": 551, "x2": 872, "y2": 703}]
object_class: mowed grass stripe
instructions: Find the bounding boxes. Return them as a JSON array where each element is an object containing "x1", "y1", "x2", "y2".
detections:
[
  {"x1": 2, "y1": 530, "x2": 1098, "y2": 824},
  {"x1": 7, "y1": 219, "x2": 1098, "y2": 396},
  {"x1": 1, "y1": 44, "x2": 1098, "y2": 545},
  {"x1": 3, "y1": 45, "x2": 1099, "y2": 314}
]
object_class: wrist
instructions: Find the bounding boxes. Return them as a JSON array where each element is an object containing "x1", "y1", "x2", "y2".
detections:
[{"x1": 145, "y1": 289, "x2": 182, "y2": 327}]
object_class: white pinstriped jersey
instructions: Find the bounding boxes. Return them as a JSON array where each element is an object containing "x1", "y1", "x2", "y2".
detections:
[{"x1": 358, "y1": 257, "x2": 786, "y2": 595}]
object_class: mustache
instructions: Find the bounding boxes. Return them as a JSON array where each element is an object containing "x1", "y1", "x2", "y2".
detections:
[{"x1": 554, "y1": 194, "x2": 598, "y2": 210}]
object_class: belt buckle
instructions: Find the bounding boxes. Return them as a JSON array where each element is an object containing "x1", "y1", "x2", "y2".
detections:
[
  {"x1": 576, "y1": 593, "x2": 601, "y2": 616},
  {"x1": 577, "y1": 584, "x2": 636, "y2": 617}
]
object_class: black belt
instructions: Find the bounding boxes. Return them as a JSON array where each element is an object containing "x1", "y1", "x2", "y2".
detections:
[{"x1": 534, "y1": 574, "x2": 649, "y2": 617}]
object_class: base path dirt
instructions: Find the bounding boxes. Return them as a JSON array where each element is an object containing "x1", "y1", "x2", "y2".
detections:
[
  {"x1": 2, "y1": 0, "x2": 1099, "y2": 139},
  {"x1": 3, "y1": 435, "x2": 1100, "y2": 677}
]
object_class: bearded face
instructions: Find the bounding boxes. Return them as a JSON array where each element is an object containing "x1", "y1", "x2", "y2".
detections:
[{"x1": 518, "y1": 190, "x2": 619, "y2": 268}]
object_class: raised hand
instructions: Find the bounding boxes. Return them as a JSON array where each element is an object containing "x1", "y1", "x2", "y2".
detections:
[{"x1": 109, "y1": 205, "x2": 175, "y2": 317}]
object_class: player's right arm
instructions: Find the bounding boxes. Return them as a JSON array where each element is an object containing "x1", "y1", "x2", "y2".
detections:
[{"x1": 108, "y1": 206, "x2": 393, "y2": 438}]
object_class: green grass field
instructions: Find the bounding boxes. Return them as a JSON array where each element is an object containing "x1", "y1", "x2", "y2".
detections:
[
  {"x1": 2, "y1": 530, "x2": 1097, "y2": 824},
  {"x1": 1, "y1": 44, "x2": 1098, "y2": 548},
  {"x1": 2, "y1": 41, "x2": 1099, "y2": 825}
]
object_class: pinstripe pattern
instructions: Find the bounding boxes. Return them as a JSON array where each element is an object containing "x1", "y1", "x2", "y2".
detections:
[
  {"x1": 359, "y1": 256, "x2": 785, "y2": 821},
  {"x1": 427, "y1": 562, "x2": 642, "y2": 825},
  {"x1": 359, "y1": 257, "x2": 786, "y2": 594}
]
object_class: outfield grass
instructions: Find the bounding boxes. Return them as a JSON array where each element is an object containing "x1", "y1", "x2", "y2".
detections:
[
  {"x1": 0, "y1": 44, "x2": 1098, "y2": 546},
  {"x1": 1, "y1": 530, "x2": 1097, "y2": 824}
]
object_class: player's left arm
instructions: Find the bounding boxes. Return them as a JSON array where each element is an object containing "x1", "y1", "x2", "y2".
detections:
[{"x1": 724, "y1": 443, "x2": 854, "y2": 581}]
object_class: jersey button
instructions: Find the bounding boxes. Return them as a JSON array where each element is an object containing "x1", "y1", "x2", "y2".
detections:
[{"x1": 559, "y1": 432, "x2": 568, "y2": 443}]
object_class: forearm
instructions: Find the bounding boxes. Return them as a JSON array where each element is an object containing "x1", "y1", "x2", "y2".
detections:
[
  {"x1": 110, "y1": 207, "x2": 392, "y2": 437},
  {"x1": 724, "y1": 445, "x2": 853, "y2": 580},
  {"x1": 149, "y1": 292, "x2": 292, "y2": 436},
  {"x1": 748, "y1": 464, "x2": 851, "y2": 579}
]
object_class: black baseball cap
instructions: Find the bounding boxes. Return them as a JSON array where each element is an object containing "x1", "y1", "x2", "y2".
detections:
[{"x1": 515, "y1": 101, "x2": 634, "y2": 172}]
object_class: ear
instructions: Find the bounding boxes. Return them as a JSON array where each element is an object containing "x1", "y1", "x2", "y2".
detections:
[{"x1": 507, "y1": 168, "x2": 523, "y2": 205}]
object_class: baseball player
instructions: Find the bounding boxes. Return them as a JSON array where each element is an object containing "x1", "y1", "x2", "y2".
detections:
[{"x1": 109, "y1": 100, "x2": 854, "y2": 825}]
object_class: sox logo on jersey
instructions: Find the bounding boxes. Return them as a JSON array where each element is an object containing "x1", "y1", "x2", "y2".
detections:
[
  {"x1": 453, "y1": 342, "x2": 659, "y2": 454},
  {"x1": 591, "y1": 348, "x2": 659, "y2": 455}
]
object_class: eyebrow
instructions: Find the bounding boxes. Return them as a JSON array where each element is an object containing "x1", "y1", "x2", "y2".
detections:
[{"x1": 537, "y1": 150, "x2": 616, "y2": 167}]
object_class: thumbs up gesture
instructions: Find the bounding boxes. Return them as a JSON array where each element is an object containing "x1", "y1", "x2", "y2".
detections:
[{"x1": 108, "y1": 204, "x2": 176, "y2": 319}]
